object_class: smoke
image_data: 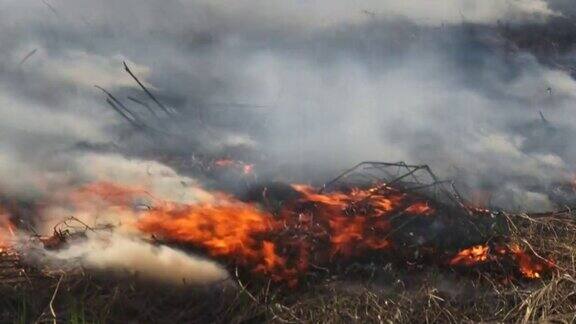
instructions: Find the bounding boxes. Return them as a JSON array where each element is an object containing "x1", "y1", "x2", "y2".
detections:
[
  {"x1": 39, "y1": 232, "x2": 229, "y2": 285},
  {"x1": 14, "y1": 152, "x2": 233, "y2": 285},
  {"x1": 34, "y1": 152, "x2": 225, "y2": 236},
  {"x1": 1, "y1": 0, "x2": 576, "y2": 281},
  {"x1": 0, "y1": 1, "x2": 574, "y2": 203},
  {"x1": 199, "y1": 0, "x2": 558, "y2": 27}
]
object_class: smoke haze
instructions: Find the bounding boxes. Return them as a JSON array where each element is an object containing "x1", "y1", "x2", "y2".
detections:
[{"x1": 2, "y1": 0, "x2": 576, "y2": 282}]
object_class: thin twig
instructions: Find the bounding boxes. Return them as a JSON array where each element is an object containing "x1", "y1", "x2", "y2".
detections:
[
  {"x1": 96, "y1": 86, "x2": 143, "y2": 125},
  {"x1": 128, "y1": 96, "x2": 160, "y2": 118},
  {"x1": 18, "y1": 49, "x2": 37, "y2": 66},
  {"x1": 49, "y1": 273, "x2": 65, "y2": 324},
  {"x1": 234, "y1": 267, "x2": 258, "y2": 303},
  {"x1": 123, "y1": 61, "x2": 173, "y2": 116}
]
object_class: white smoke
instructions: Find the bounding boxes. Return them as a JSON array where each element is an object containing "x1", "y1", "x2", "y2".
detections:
[
  {"x1": 34, "y1": 152, "x2": 224, "y2": 235},
  {"x1": 15, "y1": 153, "x2": 233, "y2": 285},
  {"x1": 0, "y1": 1, "x2": 575, "y2": 286},
  {"x1": 0, "y1": 1, "x2": 573, "y2": 206},
  {"x1": 40, "y1": 232, "x2": 229, "y2": 285}
]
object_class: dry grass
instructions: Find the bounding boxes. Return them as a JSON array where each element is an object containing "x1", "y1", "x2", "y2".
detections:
[{"x1": 1, "y1": 211, "x2": 574, "y2": 323}]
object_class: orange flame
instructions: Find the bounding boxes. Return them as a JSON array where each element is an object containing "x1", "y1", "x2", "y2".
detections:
[
  {"x1": 450, "y1": 243, "x2": 554, "y2": 279},
  {"x1": 152, "y1": 183, "x2": 431, "y2": 283},
  {"x1": 53, "y1": 180, "x2": 552, "y2": 285},
  {"x1": 67, "y1": 181, "x2": 434, "y2": 285},
  {"x1": 508, "y1": 244, "x2": 555, "y2": 279},
  {"x1": 449, "y1": 244, "x2": 490, "y2": 266}
]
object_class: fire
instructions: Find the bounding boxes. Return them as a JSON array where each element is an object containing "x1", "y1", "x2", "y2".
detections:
[
  {"x1": 73, "y1": 181, "x2": 436, "y2": 285},
  {"x1": 508, "y1": 244, "x2": 555, "y2": 279},
  {"x1": 137, "y1": 194, "x2": 287, "y2": 272},
  {"x1": 449, "y1": 244, "x2": 490, "y2": 266},
  {"x1": 404, "y1": 202, "x2": 433, "y2": 215},
  {"x1": 58, "y1": 181, "x2": 435, "y2": 284},
  {"x1": 450, "y1": 243, "x2": 554, "y2": 279},
  {"x1": 44, "y1": 180, "x2": 553, "y2": 285}
]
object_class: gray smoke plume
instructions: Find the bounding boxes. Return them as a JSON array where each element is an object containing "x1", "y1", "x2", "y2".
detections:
[{"x1": 1, "y1": 1, "x2": 575, "y2": 212}]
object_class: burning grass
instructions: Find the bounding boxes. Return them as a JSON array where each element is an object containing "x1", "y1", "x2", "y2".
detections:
[
  {"x1": 0, "y1": 162, "x2": 573, "y2": 322},
  {"x1": 0, "y1": 189, "x2": 574, "y2": 321},
  {"x1": 0, "y1": 210, "x2": 574, "y2": 323}
]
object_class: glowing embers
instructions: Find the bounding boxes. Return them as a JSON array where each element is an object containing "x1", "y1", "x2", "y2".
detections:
[
  {"x1": 450, "y1": 243, "x2": 554, "y2": 279},
  {"x1": 508, "y1": 244, "x2": 555, "y2": 279},
  {"x1": 450, "y1": 244, "x2": 490, "y2": 266}
]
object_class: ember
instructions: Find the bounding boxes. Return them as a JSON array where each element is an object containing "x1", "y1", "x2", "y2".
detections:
[
  {"x1": 450, "y1": 243, "x2": 554, "y2": 279},
  {"x1": 508, "y1": 244, "x2": 555, "y2": 279},
  {"x1": 449, "y1": 244, "x2": 490, "y2": 266},
  {"x1": 213, "y1": 159, "x2": 255, "y2": 175}
]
